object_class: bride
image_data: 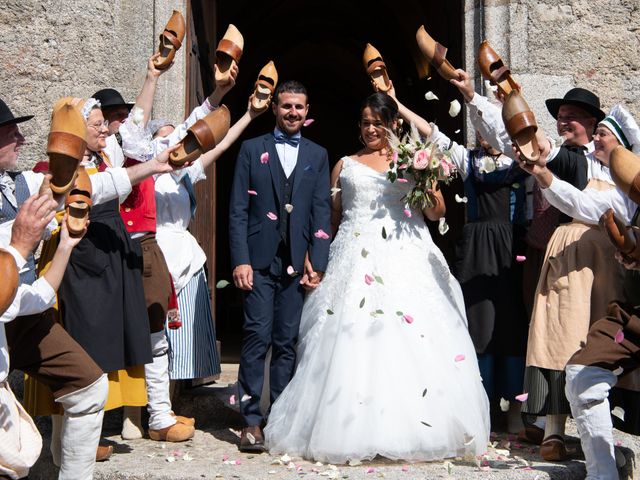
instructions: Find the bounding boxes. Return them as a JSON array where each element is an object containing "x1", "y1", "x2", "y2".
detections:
[{"x1": 264, "y1": 92, "x2": 490, "y2": 463}]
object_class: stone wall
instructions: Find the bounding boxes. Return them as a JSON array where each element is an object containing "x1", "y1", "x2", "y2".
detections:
[
  {"x1": 0, "y1": 0, "x2": 186, "y2": 168},
  {"x1": 463, "y1": 0, "x2": 640, "y2": 144}
]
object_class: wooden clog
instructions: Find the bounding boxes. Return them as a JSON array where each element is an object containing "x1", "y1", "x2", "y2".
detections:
[
  {"x1": 65, "y1": 166, "x2": 92, "y2": 237},
  {"x1": 415, "y1": 26, "x2": 459, "y2": 81},
  {"x1": 47, "y1": 103, "x2": 87, "y2": 194},
  {"x1": 215, "y1": 25, "x2": 244, "y2": 85},
  {"x1": 600, "y1": 208, "x2": 637, "y2": 257},
  {"x1": 477, "y1": 41, "x2": 520, "y2": 98},
  {"x1": 170, "y1": 105, "x2": 230, "y2": 167},
  {"x1": 250, "y1": 61, "x2": 278, "y2": 113},
  {"x1": 0, "y1": 249, "x2": 18, "y2": 316},
  {"x1": 362, "y1": 43, "x2": 392, "y2": 92},
  {"x1": 610, "y1": 146, "x2": 640, "y2": 205},
  {"x1": 154, "y1": 10, "x2": 186, "y2": 70},
  {"x1": 502, "y1": 91, "x2": 540, "y2": 164}
]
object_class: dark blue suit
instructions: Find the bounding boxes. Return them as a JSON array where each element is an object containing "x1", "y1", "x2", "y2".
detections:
[{"x1": 229, "y1": 132, "x2": 331, "y2": 426}]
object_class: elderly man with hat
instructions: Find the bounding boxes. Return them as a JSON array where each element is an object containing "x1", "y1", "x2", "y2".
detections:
[
  {"x1": 0, "y1": 96, "x2": 190, "y2": 479},
  {"x1": 513, "y1": 105, "x2": 640, "y2": 479}
]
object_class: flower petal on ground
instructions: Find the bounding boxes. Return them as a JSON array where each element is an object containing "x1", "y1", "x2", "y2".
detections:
[
  {"x1": 267, "y1": 212, "x2": 278, "y2": 221},
  {"x1": 425, "y1": 91, "x2": 439, "y2": 101},
  {"x1": 314, "y1": 229, "x2": 330, "y2": 239},
  {"x1": 260, "y1": 152, "x2": 269, "y2": 164},
  {"x1": 449, "y1": 99, "x2": 461, "y2": 117},
  {"x1": 515, "y1": 393, "x2": 529, "y2": 402},
  {"x1": 615, "y1": 329, "x2": 625, "y2": 343},
  {"x1": 303, "y1": 118, "x2": 315, "y2": 127}
]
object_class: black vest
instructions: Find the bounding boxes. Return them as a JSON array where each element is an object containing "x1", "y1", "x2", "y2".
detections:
[
  {"x1": 276, "y1": 160, "x2": 296, "y2": 246},
  {"x1": 0, "y1": 172, "x2": 37, "y2": 285}
]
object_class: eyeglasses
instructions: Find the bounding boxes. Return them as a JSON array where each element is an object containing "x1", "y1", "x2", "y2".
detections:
[{"x1": 88, "y1": 120, "x2": 109, "y2": 130}]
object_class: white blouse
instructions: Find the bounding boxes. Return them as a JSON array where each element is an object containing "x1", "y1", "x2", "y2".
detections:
[{"x1": 155, "y1": 159, "x2": 207, "y2": 292}]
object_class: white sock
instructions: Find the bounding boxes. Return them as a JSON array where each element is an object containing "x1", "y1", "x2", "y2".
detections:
[{"x1": 121, "y1": 406, "x2": 144, "y2": 440}]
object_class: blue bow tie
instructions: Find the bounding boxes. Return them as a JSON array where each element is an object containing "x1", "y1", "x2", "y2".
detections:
[{"x1": 274, "y1": 132, "x2": 300, "y2": 147}]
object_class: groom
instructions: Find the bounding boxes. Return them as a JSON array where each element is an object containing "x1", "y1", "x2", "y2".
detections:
[{"x1": 229, "y1": 80, "x2": 331, "y2": 452}]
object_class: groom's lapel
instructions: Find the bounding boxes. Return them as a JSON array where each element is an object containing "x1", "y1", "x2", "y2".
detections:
[{"x1": 264, "y1": 135, "x2": 282, "y2": 204}]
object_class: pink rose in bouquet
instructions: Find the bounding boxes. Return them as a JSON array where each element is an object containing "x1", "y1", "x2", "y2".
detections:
[{"x1": 412, "y1": 149, "x2": 431, "y2": 170}]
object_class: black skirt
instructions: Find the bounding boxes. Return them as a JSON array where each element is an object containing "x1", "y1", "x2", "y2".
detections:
[
  {"x1": 58, "y1": 199, "x2": 152, "y2": 372},
  {"x1": 454, "y1": 221, "x2": 528, "y2": 355}
]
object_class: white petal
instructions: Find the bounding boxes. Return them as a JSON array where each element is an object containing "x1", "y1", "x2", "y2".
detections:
[
  {"x1": 424, "y1": 91, "x2": 439, "y2": 101},
  {"x1": 183, "y1": 453, "x2": 193, "y2": 461},
  {"x1": 438, "y1": 217, "x2": 449, "y2": 235},
  {"x1": 285, "y1": 203, "x2": 294, "y2": 213},
  {"x1": 331, "y1": 187, "x2": 341, "y2": 197},
  {"x1": 166, "y1": 456, "x2": 176, "y2": 463},
  {"x1": 448, "y1": 99, "x2": 461, "y2": 117},
  {"x1": 613, "y1": 366, "x2": 624, "y2": 376},
  {"x1": 246, "y1": 432, "x2": 256, "y2": 445},
  {"x1": 241, "y1": 394, "x2": 252, "y2": 402},
  {"x1": 455, "y1": 129, "x2": 461, "y2": 134},
  {"x1": 454, "y1": 194, "x2": 468, "y2": 203},
  {"x1": 280, "y1": 453, "x2": 291, "y2": 464},
  {"x1": 499, "y1": 397, "x2": 510, "y2": 412},
  {"x1": 612, "y1": 406, "x2": 626, "y2": 421}
]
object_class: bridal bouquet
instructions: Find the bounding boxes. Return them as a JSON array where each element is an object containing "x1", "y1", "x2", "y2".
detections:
[{"x1": 387, "y1": 123, "x2": 457, "y2": 210}]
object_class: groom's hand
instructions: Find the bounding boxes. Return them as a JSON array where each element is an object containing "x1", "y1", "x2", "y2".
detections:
[
  {"x1": 300, "y1": 257, "x2": 323, "y2": 291},
  {"x1": 233, "y1": 264, "x2": 253, "y2": 290}
]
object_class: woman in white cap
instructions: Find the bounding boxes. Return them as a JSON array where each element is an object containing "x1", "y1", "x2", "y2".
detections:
[{"x1": 518, "y1": 104, "x2": 640, "y2": 462}]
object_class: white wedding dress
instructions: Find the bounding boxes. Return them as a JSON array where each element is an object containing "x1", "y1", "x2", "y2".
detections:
[{"x1": 264, "y1": 157, "x2": 490, "y2": 463}]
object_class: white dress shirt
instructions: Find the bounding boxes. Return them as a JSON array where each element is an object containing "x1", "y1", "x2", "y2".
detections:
[
  {"x1": 1, "y1": 246, "x2": 56, "y2": 383},
  {"x1": 155, "y1": 159, "x2": 207, "y2": 292},
  {"x1": 273, "y1": 128, "x2": 300, "y2": 178}
]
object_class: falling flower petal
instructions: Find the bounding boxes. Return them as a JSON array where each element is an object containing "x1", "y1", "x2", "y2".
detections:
[
  {"x1": 374, "y1": 275, "x2": 384, "y2": 284},
  {"x1": 438, "y1": 218, "x2": 449, "y2": 235},
  {"x1": 449, "y1": 99, "x2": 461, "y2": 117},
  {"x1": 303, "y1": 118, "x2": 315, "y2": 127},
  {"x1": 248, "y1": 189, "x2": 257, "y2": 196},
  {"x1": 286, "y1": 265, "x2": 296, "y2": 276},
  {"x1": 454, "y1": 194, "x2": 468, "y2": 203},
  {"x1": 403, "y1": 209, "x2": 412, "y2": 218},
  {"x1": 516, "y1": 255, "x2": 527, "y2": 262},
  {"x1": 241, "y1": 394, "x2": 251, "y2": 402},
  {"x1": 615, "y1": 329, "x2": 625, "y2": 343},
  {"x1": 381, "y1": 226, "x2": 387, "y2": 239},
  {"x1": 422, "y1": 388, "x2": 427, "y2": 397},
  {"x1": 326, "y1": 309, "x2": 334, "y2": 315},
  {"x1": 246, "y1": 432, "x2": 256, "y2": 445},
  {"x1": 365, "y1": 274, "x2": 374, "y2": 285},
  {"x1": 331, "y1": 187, "x2": 341, "y2": 197},
  {"x1": 361, "y1": 248, "x2": 369, "y2": 258},
  {"x1": 359, "y1": 297, "x2": 366, "y2": 308},
  {"x1": 454, "y1": 354, "x2": 465, "y2": 362},
  {"x1": 403, "y1": 314, "x2": 414, "y2": 324},
  {"x1": 397, "y1": 178, "x2": 408, "y2": 183},
  {"x1": 424, "y1": 91, "x2": 439, "y2": 101},
  {"x1": 614, "y1": 366, "x2": 624, "y2": 376},
  {"x1": 612, "y1": 406, "x2": 625, "y2": 421},
  {"x1": 512, "y1": 183, "x2": 521, "y2": 189},
  {"x1": 515, "y1": 393, "x2": 529, "y2": 402},
  {"x1": 216, "y1": 280, "x2": 230, "y2": 289},
  {"x1": 267, "y1": 212, "x2": 278, "y2": 221},
  {"x1": 285, "y1": 203, "x2": 294, "y2": 213},
  {"x1": 314, "y1": 229, "x2": 330, "y2": 239},
  {"x1": 229, "y1": 394, "x2": 236, "y2": 405},
  {"x1": 455, "y1": 129, "x2": 461, "y2": 134},
  {"x1": 421, "y1": 421, "x2": 432, "y2": 427},
  {"x1": 500, "y1": 397, "x2": 510, "y2": 412},
  {"x1": 260, "y1": 152, "x2": 269, "y2": 164}
]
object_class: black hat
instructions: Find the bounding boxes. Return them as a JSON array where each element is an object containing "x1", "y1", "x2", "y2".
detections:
[
  {"x1": 92, "y1": 88, "x2": 134, "y2": 110},
  {"x1": 545, "y1": 87, "x2": 606, "y2": 122},
  {"x1": 0, "y1": 98, "x2": 34, "y2": 128}
]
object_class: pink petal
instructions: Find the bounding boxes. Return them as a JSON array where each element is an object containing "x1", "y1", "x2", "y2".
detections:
[
  {"x1": 397, "y1": 178, "x2": 408, "y2": 183},
  {"x1": 229, "y1": 394, "x2": 236, "y2": 405},
  {"x1": 398, "y1": 164, "x2": 408, "y2": 170},
  {"x1": 365, "y1": 274, "x2": 374, "y2": 285},
  {"x1": 303, "y1": 118, "x2": 315, "y2": 127},
  {"x1": 616, "y1": 440, "x2": 623, "y2": 447},
  {"x1": 248, "y1": 189, "x2": 257, "y2": 196},
  {"x1": 403, "y1": 314, "x2": 414, "y2": 324},
  {"x1": 260, "y1": 152, "x2": 269, "y2": 164},
  {"x1": 515, "y1": 392, "x2": 529, "y2": 402},
  {"x1": 403, "y1": 209, "x2": 412, "y2": 218},
  {"x1": 267, "y1": 212, "x2": 278, "y2": 221},
  {"x1": 286, "y1": 265, "x2": 295, "y2": 276},
  {"x1": 516, "y1": 255, "x2": 526, "y2": 262},
  {"x1": 366, "y1": 467, "x2": 376, "y2": 474},
  {"x1": 615, "y1": 329, "x2": 625, "y2": 343},
  {"x1": 454, "y1": 354, "x2": 465, "y2": 362},
  {"x1": 401, "y1": 466, "x2": 409, "y2": 472},
  {"x1": 314, "y1": 229, "x2": 330, "y2": 239},
  {"x1": 235, "y1": 459, "x2": 242, "y2": 465},
  {"x1": 222, "y1": 454, "x2": 229, "y2": 461}
]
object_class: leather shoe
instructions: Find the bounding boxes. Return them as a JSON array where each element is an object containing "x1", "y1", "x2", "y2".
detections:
[
  {"x1": 96, "y1": 445, "x2": 113, "y2": 462},
  {"x1": 239, "y1": 425, "x2": 266, "y2": 453},
  {"x1": 517, "y1": 424, "x2": 545, "y2": 445},
  {"x1": 540, "y1": 434, "x2": 571, "y2": 461}
]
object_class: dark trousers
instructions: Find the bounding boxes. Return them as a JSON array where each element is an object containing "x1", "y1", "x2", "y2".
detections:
[
  {"x1": 139, "y1": 233, "x2": 172, "y2": 333},
  {"x1": 237, "y1": 247, "x2": 305, "y2": 426}
]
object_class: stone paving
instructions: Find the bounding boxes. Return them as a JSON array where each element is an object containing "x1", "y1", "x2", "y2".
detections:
[{"x1": 26, "y1": 365, "x2": 639, "y2": 480}]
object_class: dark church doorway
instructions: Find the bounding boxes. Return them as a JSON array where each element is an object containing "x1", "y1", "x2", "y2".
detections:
[{"x1": 186, "y1": 0, "x2": 466, "y2": 362}]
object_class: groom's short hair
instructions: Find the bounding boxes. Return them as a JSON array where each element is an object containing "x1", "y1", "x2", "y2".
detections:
[{"x1": 274, "y1": 80, "x2": 308, "y2": 104}]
